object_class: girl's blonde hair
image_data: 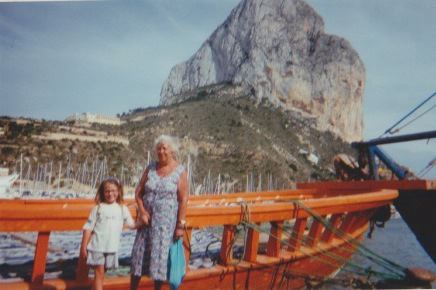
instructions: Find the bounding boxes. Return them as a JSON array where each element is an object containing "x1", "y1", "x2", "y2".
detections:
[{"x1": 95, "y1": 177, "x2": 124, "y2": 204}]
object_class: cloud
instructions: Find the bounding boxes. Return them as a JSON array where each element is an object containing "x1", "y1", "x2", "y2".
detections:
[{"x1": 0, "y1": 0, "x2": 239, "y2": 120}]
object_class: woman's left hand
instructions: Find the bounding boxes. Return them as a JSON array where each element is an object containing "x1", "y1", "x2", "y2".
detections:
[{"x1": 174, "y1": 228, "x2": 184, "y2": 240}]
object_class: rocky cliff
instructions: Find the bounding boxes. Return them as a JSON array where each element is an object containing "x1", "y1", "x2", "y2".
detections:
[{"x1": 160, "y1": 0, "x2": 365, "y2": 142}]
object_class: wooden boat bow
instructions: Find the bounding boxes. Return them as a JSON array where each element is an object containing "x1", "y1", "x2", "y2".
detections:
[{"x1": 0, "y1": 188, "x2": 398, "y2": 290}]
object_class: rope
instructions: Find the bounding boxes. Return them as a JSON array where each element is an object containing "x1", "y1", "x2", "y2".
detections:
[
  {"x1": 279, "y1": 268, "x2": 378, "y2": 290},
  {"x1": 240, "y1": 202, "x2": 251, "y2": 262},
  {"x1": 418, "y1": 157, "x2": 436, "y2": 177},
  {"x1": 241, "y1": 220, "x2": 401, "y2": 280},
  {"x1": 199, "y1": 198, "x2": 406, "y2": 288},
  {"x1": 292, "y1": 200, "x2": 406, "y2": 277},
  {"x1": 183, "y1": 224, "x2": 192, "y2": 256},
  {"x1": 381, "y1": 91, "x2": 436, "y2": 137},
  {"x1": 287, "y1": 203, "x2": 405, "y2": 278},
  {"x1": 220, "y1": 202, "x2": 252, "y2": 266},
  {"x1": 238, "y1": 200, "x2": 406, "y2": 282},
  {"x1": 293, "y1": 200, "x2": 404, "y2": 272},
  {"x1": 389, "y1": 104, "x2": 436, "y2": 134}
]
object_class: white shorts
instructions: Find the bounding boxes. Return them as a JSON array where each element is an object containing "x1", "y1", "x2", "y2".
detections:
[{"x1": 86, "y1": 250, "x2": 119, "y2": 269}]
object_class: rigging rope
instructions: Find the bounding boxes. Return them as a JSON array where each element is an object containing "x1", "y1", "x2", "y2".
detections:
[
  {"x1": 237, "y1": 200, "x2": 407, "y2": 282},
  {"x1": 418, "y1": 157, "x2": 436, "y2": 177},
  {"x1": 389, "y1": 104, "x2": 436, "y2": 134},
  {"x1": 381, "y1": 91, "x2": 436, "y2": 137},
  {"x1": 277, "y1": 268, "x2": 377, "y2": 290},
  {"x1": 292, "y1": 200, "x2": 406, "y2": 275},
  {"x1": 241, "y1": 220, "x2": 401, "y2": 280}
]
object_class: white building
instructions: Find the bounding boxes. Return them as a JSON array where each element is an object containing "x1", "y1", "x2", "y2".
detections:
[
  {"x1": 0, "y1": 167, "x2": 8, "y2": 177},
  {"x1": 65, "y1": 113, "x2": 122, "y2": 126}
]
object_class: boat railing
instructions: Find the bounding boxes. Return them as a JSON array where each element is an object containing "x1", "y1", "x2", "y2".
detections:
[{"x1": 0, "y1": 188, "x2": 397, "y2": 289}]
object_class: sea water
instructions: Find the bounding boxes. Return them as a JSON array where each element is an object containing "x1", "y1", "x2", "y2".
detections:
[
  {"x1": 0, "y1": 217, "x2": 434, "y2": 288},
  {"x1": 324, "y1": 217, "x2": 436, "y2": 289}
]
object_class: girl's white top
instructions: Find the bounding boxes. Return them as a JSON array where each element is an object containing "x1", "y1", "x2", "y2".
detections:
[{"x1": 83, "y1": 203, "x2": 134, "y2": 253}]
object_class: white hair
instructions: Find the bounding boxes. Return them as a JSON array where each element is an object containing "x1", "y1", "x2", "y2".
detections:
[{"x1": 154, "y1": 135, "x2": 180, "y2": 160}]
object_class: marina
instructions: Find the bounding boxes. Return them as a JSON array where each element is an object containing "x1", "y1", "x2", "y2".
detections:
[{"x1": 1, "y1": 0, "x2": 435, "y2": 289}]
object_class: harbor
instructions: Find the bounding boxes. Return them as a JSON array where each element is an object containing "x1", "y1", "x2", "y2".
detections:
[{"x1": 1, "y1": 0, "x2": 435, "y2": 289}]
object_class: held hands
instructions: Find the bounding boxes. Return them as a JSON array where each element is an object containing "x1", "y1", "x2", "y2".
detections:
[{"x1": 139, "y1": 211, "x2": 150, "y2": 226}]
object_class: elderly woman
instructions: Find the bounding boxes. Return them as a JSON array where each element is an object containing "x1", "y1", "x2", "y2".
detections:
[{"x1": 130, "y1": 135, "x2": 188, "y2": 290}]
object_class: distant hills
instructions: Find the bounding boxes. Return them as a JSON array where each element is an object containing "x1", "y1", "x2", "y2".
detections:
[
  {"x1": 0, "y1": 0, "x2": 366, "y2": 191},
  {"x1": 0, "y1": 84, "x2": 354, "y2": 192}
]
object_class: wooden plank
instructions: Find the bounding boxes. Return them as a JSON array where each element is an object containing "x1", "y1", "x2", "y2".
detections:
[
  {"x1": 339, "y1": 212, "x2": 357, "y2": 234},
  {"x1": 350, "y1": 209, "x2": 374, "y2": 232},
  {"x1": 267, "y1": 221, "x2": 283, "y2": 257},
  {"x1": 219, "y1": 225, "x2": 235, "y2": 266},
  {"x1": 289, "y1": 218, "x2": 307, "y2": 252},
  {"x1": 297, "y1": 179, "x2": 435, "y2": 191},
  {"x1": 1, "y1": 225, "x2": 370, "y2": 290},
  {"x1": 188, "y1": 188, "x2": 317, "y2": 202},
  {"x1": 0, "y1": 200, "x2": 393, "y2": 232},
  {"x1": 306, "y1": 217, "x2": 325, "y2": 247},
  {"x1": 321, "y1": 214, "x2": 343, "y2": 243},
  {"x1": 31, "y1": 231, "x2": 50, "y2": 284},
  {"x1": 0, "y1": 186, "x2": 402, "y2": 289},
  {"x1": 188, "y1": 194, "x2": 316, "y2": 206},
  {"x1": 244, "y1": 225, "x2": 260, "y2": 262},
  {"x1": 0, "y1": 190, "x2": 398, "y2": 231},
  {"x1": 0, "y1": 188, "x2": 398, "y2": 214}
]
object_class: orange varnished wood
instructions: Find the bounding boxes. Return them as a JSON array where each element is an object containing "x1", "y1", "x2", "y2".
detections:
[
  {"x1": 338, "y1": 212, "x2": 358, "y2": 233},
  {"x1": 31, "y1": 231, "x2": 50, "y2": 284},
  {"x1": 244, "y1": 225, "x2": 260, "y2": 262},
  {"x1": 188, "y1": 189, "x2": 317, "y2": 202},
  {"x1": 355, "y1": 209, "x2": 377, "y2": 234},
  {"x1": 0, "y1": 186, "x2": 400, "y2": 290},
  {"x1": 297, "y1": 179, "x2": 436, "y2": 191},
  {"x1": 0, "y1": 190, "x2": 398, "y2": 232},
  {"x1": 220, "y1": 225, "x2": 235, "y2": 266},
  {"x1": 0, "y1": 225, "x2": 370, "y2": 290},
  {"x1": 289, "y1": 218, "x2": 307, "y2": 252},
  {"x1": 306, "y1": 217, "x2": 325, "y2": 247},
  {"x1": 321, "y1": 214, "x2": 343, "y2": 243},
  {"x1": 266, "y1": 221, "x2": 283, "y2": 257}
]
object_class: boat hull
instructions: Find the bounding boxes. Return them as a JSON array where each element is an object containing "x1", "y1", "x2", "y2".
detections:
[
  {"x1": 297, "y1": 180, "x2": 436, "y2": 263},
  {"x1": 0, "y1": 187, "x2": 396, "y2": 290},
  {"x1": 395, "y1": 189, "x2": 436, "y2": 262},
  {"x1": 0, "y1": 238, "x2": 361, "y2": 290}
]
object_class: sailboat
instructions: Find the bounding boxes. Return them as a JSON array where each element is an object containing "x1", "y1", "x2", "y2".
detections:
[{"x1": 0, "y1": 171, "x2": 19, "y2": 198}]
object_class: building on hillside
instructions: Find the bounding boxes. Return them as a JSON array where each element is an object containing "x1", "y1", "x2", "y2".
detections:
[
  {"x1": 0, "y1": 167, "x2": 9, "y2": 177},
  {"x1": 15, "y1": 119, "x2": 32, "y2": 125},
  {"x1": 65, "y1": 113, "x2": 122, "y2": 126}
]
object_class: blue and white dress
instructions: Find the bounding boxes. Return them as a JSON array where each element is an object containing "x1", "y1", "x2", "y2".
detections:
[{"x1": 131, "y1": 162, "x2": 184, "y2": 280}]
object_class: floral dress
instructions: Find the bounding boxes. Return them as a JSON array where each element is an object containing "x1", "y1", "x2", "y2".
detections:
[{"x1": 131, "y1": 162, "x2": 184, "y2": 280}]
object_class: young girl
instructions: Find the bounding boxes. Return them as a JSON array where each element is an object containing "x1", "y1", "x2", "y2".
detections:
[{"x1": 81, "y1": 178, "x2": 140, "y2": 290}]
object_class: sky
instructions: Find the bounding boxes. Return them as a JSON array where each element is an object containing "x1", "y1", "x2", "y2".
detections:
[{"x1": 0, "y1": 0, "x2": 435, "y2": 177}]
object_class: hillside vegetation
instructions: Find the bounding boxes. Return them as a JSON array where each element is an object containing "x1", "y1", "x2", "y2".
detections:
[{"x1": 0, "y1": 84, "x2": 355, "y2": 192}]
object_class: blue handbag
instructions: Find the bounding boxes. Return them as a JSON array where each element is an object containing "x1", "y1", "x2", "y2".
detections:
[{"x1": 167, "y1": 239, "x2": 186, "y2": 290}]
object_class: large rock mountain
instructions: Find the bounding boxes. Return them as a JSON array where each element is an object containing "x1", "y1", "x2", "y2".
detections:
[{"x1": 160, "y1": 0, "x2": 365, "y2": 142}]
